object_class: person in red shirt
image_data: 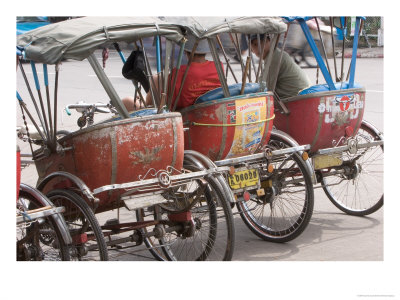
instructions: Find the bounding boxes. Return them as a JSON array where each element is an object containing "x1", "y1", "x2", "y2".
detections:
[{"x1": 122, "y1": 36, "x2": 222, "y2": 111}]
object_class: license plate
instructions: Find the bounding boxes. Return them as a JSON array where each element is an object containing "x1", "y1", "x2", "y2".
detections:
[
  {"x1": 228, "y1": 168, "x2": 259, "y2": 190},
  {"x1": 313, "y1": 154, "x2": 343, "y2": 170}
]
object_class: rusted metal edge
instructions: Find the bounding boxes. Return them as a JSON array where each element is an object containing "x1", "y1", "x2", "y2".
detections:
[
  {"x1": 215, "y1": 144, "x2": 311, "y2": 167},
  {"x1": 281, "y1": 87, "x2": 366, "y2": 103},
  {"x1": 93, "y1": 167, "x2": 230, "y2": 194},
  {"x1": 36, "y1": 171, "x2": 99, "y2": 206},
  {"x1": 315, "y1": 139, "x2": 383, "y2": 156},
  {"x1": 171, "y1": 117, "x2": 178, "y2": 167},
  {"x1": 217, "y1": 104, "x2": 228, "y2": 160},
  {"x1": 58, "y1": 112, "x2": 182, "y2": 143}
]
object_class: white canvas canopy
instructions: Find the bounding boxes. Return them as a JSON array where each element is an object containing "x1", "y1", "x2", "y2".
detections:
[
  {"x1": 17, "y1": 16, "x2": 185, "y2": 64},
  {"x1": 161, "y1": 16, "x2": 287, "y2": 38},
  {"x1": 17, "y1": 16, "x2": 287, "y2": 64}
]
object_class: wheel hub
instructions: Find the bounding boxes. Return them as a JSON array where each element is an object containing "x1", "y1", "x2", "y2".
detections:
[
  {"x1": 344, "y1": 163, "x2": 362, "y2": 180},
  {"x1": 262, "y1": 186, "x2": 277, "y2": 205}
]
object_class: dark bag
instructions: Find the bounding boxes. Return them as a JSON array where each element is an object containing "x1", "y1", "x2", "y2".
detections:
[{"x1": 122, "y1": 49, "x2": 150, "y2": 93}]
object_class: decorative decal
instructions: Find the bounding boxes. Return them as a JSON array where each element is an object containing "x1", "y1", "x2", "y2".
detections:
[
  {"x1": 335, "y1": 94, "x2": 353, "y2": 111},
  {"x1": 226, "y1": 97, "x2": 267, "y2": 158},
  {"x1": 323, "y1": 93, "x2": 364, "y2": 125},
  {"x1": 129, "y1": 146, "x2": 163, "y2": 165}
]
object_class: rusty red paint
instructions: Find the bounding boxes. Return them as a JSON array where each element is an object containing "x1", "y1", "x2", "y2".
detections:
[
  {"x1": 72, "y1": 233, "x2": 88, "y2": 244},
  {"x1": 35, "y1": 113, "x2": 184, "y2": 213},
  {"x1": 274, "y1": 91, "x2": 365, "y2": 153},
  {"x1": 168, "y1": 211, "x2": 192, "y2": 222}
]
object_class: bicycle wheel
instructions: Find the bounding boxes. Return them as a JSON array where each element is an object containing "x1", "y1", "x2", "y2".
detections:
[
  {"x1": 17, "y1": 190, "x2": 70, "y2": 261},
  {"x1": 137, "y1": 167, "x2": 235, "y2": 261},
  {"x1": 237, "y1": 130, "x2": 314, "y2": 243},
  {"x1": 321, "y1": 121, "x2": 384, "y2": 216},
  {"x1": 135, "y1": 207, "x2": 167, "y2": 261},
  {"x1": 47, "y1": 189, "x2": 109, "y2": 260}
]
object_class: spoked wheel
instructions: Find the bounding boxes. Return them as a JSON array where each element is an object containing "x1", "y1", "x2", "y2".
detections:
[
  {"x1": 137, "y1": 165, "x2": 235, "y2": 261},
  {"x1": 237, "y1": 130, "x2": 314, "y2": 243},
  {"x1": 47, "y1": 189, "x2": 109, "y2": 260},
  {"x1": 17, "y1": 190, "x2": 70, "y2": 261},
  {"x1": 321, "y1": 121, "x2": 384, "y2": 216}
]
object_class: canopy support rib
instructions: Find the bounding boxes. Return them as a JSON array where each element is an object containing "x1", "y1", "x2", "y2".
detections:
[{"x1": 87, "y1": 54, "x2": 129, "y2": 119}]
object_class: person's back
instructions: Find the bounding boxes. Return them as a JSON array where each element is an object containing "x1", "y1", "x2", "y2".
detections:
[
  {"x1": 250, "y1": 34, "x2": 311, "y2": 99},
  {"x1": 169, "y1": 60, "x2": 221, "y2": 110},
  {"x1": 122, "y1": 35, "x2": 222, "y2": 111},
  {"x1": 269, "y1": 48, "x2": 311, "y2": 99}
]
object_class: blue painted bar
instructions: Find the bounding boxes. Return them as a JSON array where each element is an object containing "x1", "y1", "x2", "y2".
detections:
[
  {"x1": 17, "y1": 91, "x2": 23, "y2": 101},
  {"x1": 117, "y1": 51, "x2": 126, "y2": 64},
  {"x1": 43, "y1": 64, "x2": 49, "y2": 86},
  {"x1": 156, "y1": 36, "x2": 161, "y2": 73},
  {"x1": 30, "y1": 61, "x2": 41, "y2": 91}
]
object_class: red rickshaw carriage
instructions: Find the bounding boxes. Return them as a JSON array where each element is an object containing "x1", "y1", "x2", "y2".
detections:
[
  {"x1": 16, "y1": 17, "x2": 236, "y2": 261},
  {"x1": 160, "y1": 16, "x2": 315, "y2": 243},
  {"x1": 273, "y1": 17, "x2": 384, "y2": 216}
]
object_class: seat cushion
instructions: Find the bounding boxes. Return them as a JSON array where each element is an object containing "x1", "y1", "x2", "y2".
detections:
[
  {"x1": 195, "y1": 82, "x2": 261, "y2": 103},
  {"x1": 298, "y1": 82, "x2": 363, "y2": 95}
]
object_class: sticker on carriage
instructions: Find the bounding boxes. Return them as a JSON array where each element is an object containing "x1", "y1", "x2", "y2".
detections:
[
  {"x1": 318, "y1": 93, "x2": 364, "y2": 125},
  {"x1": 227, "y1": 102, "x2": 236, "y2": 123},
  {"x1": 225, "y1": 97, "x2": 266, "y2": 158}
]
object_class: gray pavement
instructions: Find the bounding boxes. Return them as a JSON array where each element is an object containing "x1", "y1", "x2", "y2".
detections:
[
  {"x1": 16, "y1": 49, "x2": 384, "y2": 262},
  {"x1": 344, "y1": 46, "x2": 384, "y2": 58}
]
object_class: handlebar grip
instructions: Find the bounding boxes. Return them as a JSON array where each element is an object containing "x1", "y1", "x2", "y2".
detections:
[{"x1": 65, "y1": 106, "x2": 72, "y2": 116}]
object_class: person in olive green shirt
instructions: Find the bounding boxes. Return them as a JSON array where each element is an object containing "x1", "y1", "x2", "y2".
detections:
[{"x1": 250, "y1": 34, "x2": 311, "y2": 99}]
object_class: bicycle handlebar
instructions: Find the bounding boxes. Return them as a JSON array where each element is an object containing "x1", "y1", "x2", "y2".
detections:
[{"x1": 65, "y1": 102, "x2": 111, "y2": 116}]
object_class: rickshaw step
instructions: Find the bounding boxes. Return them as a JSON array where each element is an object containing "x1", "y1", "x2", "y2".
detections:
[
  {"x1": 315, "y1": 140, "x2": 383, "y2": 156},
  {"x1": 215, "y1": 145, "x2": 310, "y2": 167},
  {"x1": 122, "y1": 192, "x2": 167, "y2": 211}
]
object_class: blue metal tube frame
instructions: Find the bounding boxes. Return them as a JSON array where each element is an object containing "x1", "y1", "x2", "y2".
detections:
[
  {"x1": 43, "y1": 64, "x2": 49, "y2": 86},
  {"x1": 117, "y1": 49, "x2": 126, "y2": 63},
  {"x1": 30, "y1": 61, "x2": 41, "y2": 91},
  {"x1": 297, "y1": 18, "x2": 336, "y2": 90},
  {"x1": 156, "y1": 36, "x2": 161, "y2": 73}
]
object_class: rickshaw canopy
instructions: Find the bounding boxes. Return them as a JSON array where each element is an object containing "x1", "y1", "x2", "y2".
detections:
[
  {"x1": 16, "y1": 16, "x2": 186, "y2": 64},
  {"x1": 162, "y1": 16, "x2": 287, "y2": 38},
  {"x1": 17, "y1": 16, "x2": 287, "y2": 64}
]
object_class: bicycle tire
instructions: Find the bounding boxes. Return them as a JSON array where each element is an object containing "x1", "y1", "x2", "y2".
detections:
[
  {"x1": 321, "y1": 121, "x2": 384, "y2": 216},
  {"x1": 17, "y1": 190, "x2": 71, "y2": 261},
  {"x1": 237, "y1": 130, "x2": 314, "y2": 242},
  {"x1": 47, "y1": 189, "x2": 109, "y2": 260}
]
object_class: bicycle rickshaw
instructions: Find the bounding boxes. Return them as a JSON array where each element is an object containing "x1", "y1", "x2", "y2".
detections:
[
  {"x1": 140, "y1": 16, "x2": 315, "y2": 243},
  {"x1": 17, "y1": 145, "x2": 72, "y2": 260},
  {"x1": 17, "y1": 17, "x2": 237, "y2": 261},
  {"x1": 17, "y1": 16, "x2": 318, "y2": 262},
  {"x1": 272, "y1": 17, "x2": 383, "y2": 215}
]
